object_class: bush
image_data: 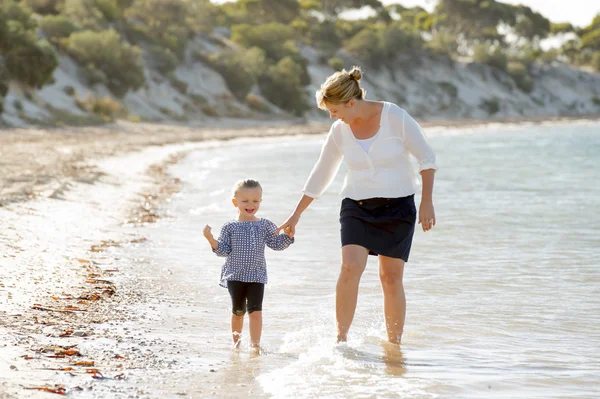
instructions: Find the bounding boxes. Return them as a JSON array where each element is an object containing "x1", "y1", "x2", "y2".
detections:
[
  {"x1": 539, "y1": 49, "x2": 559, "y2": 63},
  {"x1": 147, "y1": 45, "x2": 178, "y2": 74},
  {"x1": 0, "y1": 81, "x2": 8, "y2": 97},
  {"x1": 65, "y1": 29, "x2": 145, "y2": 97},
  {"x1": 344, "y1": 28, "x2": 383, "y2": 65},
  {"x1": 169, "y1": 75, "x2": 188, "y2": 94},
  {"x1": 63, "y1": 85, "x2": 76, "y2": 96},
  {"x1": 593, "y1": 52, "x2": 600, "y2": 72},
  {"x1": 507, "y1": 61, "x2": 534, "y2": 93},
  {"x1": 61, "y1": 0, "x2": 107, "y2": 31},
  {"x1": 21, "y1": 0, "x2": 61, "y2": 15},
  {"x1": 125, "y1": 0, "x2": 189, "y2": 59},
  {"x1": 208, "y1": 47, "x2": 267, "y2": 100},
  {"x1": 95, "y1": 0, "x2": 121, "y2": 21},
  {"x1": 201, "y1": 104, "x2": 219, "y2": 117},
  {"x1": 39, "y1": 15, "x2": 80, "y2": 42},
  {"x1": 190, "y1": 93, "x2": 208, "y2": 106},
  {"x1": 5, "y1": 39, "x2": 58, "y2": 88},
  {"x1": 328, "y1": 56, "x2": 344, "y2": 71},
  {"x1": 1, "y1": 0, "x2": 37, "y2": 31},
  {"x1": 231, "y1": 23, "x2": 295, "y2": 62},
  {"x1": 245, "y1": 94, "x2": 271, "y2": 113},
  {"x1": 380, "y1": 25, "x2": 423, "y2": 61},
  {"x1": 438, "y1": 81, "x2": 458, "y2": 98},
  {"x1": 307, "y1": 19, "x2": 341, "y2": 51},
  {"x1": 81, "y1": 64, "x2": 108, "y2": 86},
  {"x1": 259, "y1": 56, "x2": 310, "y2": 116},
  {"x1": 581, "y1": 30, "x2": 600, "y2": 51},
  {"x1": 472, "y1": 44, "x2": 508, "y2": 71},
  {"x1": 479, "y1": 97, "x2": 500, "y2": 115},
  {"x1": 426, "y1": 31, "x2": 458, "y2": 58},
  {"x1": 0, "y1": 0, "x2": 59, "y2": 88},
  {"x1": 76, "y1": 92, "x2": 121, "y2": 120},
  {"x1": 14, "y1": 99, "x2": 23, "y2": 112},
  {"x1": 0, "y1": 99, "x2": 4, "y2": 114}
]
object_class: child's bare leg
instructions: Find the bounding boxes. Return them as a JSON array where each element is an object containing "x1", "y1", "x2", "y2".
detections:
[
  {"x1": 232, "y1": 314, "x2": 244, "y2": 347},
  {"x1": 248, "y1": 311, "x2": 262, "y2": 348}
]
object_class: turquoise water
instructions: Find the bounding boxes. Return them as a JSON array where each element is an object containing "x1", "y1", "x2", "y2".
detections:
[{"x1": 111, "y1": 121, "x2": 600, "y2": 398}]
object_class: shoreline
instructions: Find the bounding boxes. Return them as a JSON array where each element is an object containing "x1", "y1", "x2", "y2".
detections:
[
  {"x1": 0, "y1": 141, "x2": 208, "y2": 397},
  {"x1": 2, "y1": 113, "x2": 599, "y2": 208},
  {"x1": 1, "y1": 115, "x2": 599, "y2": 396}
]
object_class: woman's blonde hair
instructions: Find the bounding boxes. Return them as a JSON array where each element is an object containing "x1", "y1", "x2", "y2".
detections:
[
  {"x1": 232, "y1": 179, "x2": 262, "y2": 197},
  {"x1": 315, "y1": 66, "x2": 366, "y2": 110}
]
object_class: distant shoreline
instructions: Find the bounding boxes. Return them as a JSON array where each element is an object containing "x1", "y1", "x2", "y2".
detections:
[
  {"x1": 1, "y1": 113, "x2": 599, "y2": 207},
  {"x1": 419, "y1": 113, "x2": 600, "y2": 129}
]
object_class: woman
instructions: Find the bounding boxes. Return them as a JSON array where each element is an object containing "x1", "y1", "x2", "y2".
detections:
[{"x1": 277, "y1": 66, "x2": 437, "y2": 344}]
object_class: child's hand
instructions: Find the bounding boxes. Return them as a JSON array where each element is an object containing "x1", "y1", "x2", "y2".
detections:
[
  {"x1": 203, "y1": 225, "x2": 213, "y2": 239},
  {"x1": 284, "y1": 225, "x2": 294, "y2": 238}
]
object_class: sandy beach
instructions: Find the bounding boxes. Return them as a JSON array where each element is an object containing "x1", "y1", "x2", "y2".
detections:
[{"x1": 1, "y1": 115, "x2": 599, "y2": 398}]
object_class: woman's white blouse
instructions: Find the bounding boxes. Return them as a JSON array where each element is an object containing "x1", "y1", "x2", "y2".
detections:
[{"x1": 302, "y1": 102, "x2": 437, "y2": 201}]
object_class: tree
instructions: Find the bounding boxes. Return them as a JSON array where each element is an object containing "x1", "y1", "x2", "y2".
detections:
[
  {"x1": 434, "y1": 0, "x2": 516, "y2": 43},
  {"x1": 125, "y1": 0, "x2": 189, "y2": 58},
  {"x1": 231, "y1": 22, "x2": 295, "y2": 61},
  {"x1": 66, "y1": 29, "x2": 144, "y2": 96},
  {"x1": 0, "y1": 0, "x2": 58, "y2": 88},
  {"x1": 259, "y1": 56, "x2": 310, "y2": 116},
  {"x1": 239, "y1": 0, "x2": 299, "y2": 24},
  {"x1": 550, "y1": 22, "x2": 575, "y2": 35},
  {"x1": 511, "y1": 5, "x2": 550, "y2": 43}
]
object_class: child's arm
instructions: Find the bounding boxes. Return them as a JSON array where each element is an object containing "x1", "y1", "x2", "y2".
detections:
[
  {"x1": 265, "y1": 220, "x2": 294, "y2": 251},
  {"x1": 204, "y1": 224, "x2": 231, "y2": 256}
]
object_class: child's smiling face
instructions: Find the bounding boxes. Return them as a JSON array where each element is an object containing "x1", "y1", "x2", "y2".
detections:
[{"x1": 232, "y1": 187, "x2": 262, "y2": 220}]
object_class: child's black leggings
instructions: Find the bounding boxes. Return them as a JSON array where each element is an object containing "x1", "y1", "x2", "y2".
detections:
[{"x1": 226, "y1": 281, "x2": 264, "y2": 316}]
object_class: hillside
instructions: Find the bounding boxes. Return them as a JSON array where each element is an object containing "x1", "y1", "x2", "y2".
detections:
[{"x1": 1, "y1": 0, "x2": 600, "y2": 127}]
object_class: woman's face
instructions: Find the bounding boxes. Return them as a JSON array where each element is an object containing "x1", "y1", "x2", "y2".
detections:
[{"x1": 325, "y1": 100, "x2": 355, "y2": 124}]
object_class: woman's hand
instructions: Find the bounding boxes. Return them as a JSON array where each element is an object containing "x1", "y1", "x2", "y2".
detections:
[
  {"x1": 418, "y1": 200, "x2": 436, "y2": 232},
  {"x1": 277, "y1": 212, "x2": 301, "y2": 238}
]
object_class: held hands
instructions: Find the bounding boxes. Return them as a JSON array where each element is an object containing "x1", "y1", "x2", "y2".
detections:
[
  {"x1": 276, "y1": 212, "x2": 300, "y2": 238},
  {"x1": 418, "y1": 200, "x2": 436, "y2": 232},
  {"x1": 283, "y1": 225, "x2": 293, "y2": 239}
]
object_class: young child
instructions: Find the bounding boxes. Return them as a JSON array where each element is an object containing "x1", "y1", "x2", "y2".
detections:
[{"x1": 203, "y1": 179, "x2": 294, "y2": 351}]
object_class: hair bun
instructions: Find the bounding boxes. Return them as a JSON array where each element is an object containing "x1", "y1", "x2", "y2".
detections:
[{"x1": 348, "y1": 66, "x2": 362, "y2": 82}]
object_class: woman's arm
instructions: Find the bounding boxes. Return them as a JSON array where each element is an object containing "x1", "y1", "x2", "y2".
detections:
[
  {"x1": 278, "y1": 124, "x2": 343, "y2": 236},
  {"x1": 400, "y1": 109, "x2": 437, "y2": 232},
  {"x1": 276, "y1": 194, "x2": 314, "y2": 236},
  {"x1": 418, "y1": 169, "x2": 436, "y2": 232}
]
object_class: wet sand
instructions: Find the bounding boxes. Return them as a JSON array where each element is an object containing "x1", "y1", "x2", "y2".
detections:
[{"x1": 0, "y1": 115, "x2": 598, "y2": 397}]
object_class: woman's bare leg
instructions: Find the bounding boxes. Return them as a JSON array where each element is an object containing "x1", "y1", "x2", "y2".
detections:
[
  {"x1": 378, "y1": 256, "x2": 406, "y2": 344},
  {"x1": 336, "y1": 245, "x2": 369, "y2": 342},
  {"x1": 248, "y1": 311, "x2": 262, "y2": 349}
]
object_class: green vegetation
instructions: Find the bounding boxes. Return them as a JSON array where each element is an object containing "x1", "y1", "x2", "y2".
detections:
[
  {"x1": 479, "y1": 97, "x2": 500, "y2": 115},
  {"x1": 1, "y1": 0, "x2": 599, "y2": 120},
  {"x1": 65, "y1": 29, "x2": 144, "y2": 97}
]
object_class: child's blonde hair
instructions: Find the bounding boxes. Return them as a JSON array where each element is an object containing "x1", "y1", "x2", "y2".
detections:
[{"x1": 232, "y1": 179, "x2": 262, "y2": 197}]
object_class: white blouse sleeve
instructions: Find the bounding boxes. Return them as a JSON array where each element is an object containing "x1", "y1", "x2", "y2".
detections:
[
  {"x1": 401, "y1": 109, "x2": 437, "y2": 172},
  {"x1": 302, "y1": 123, "x2": 344, "y2": 199}
]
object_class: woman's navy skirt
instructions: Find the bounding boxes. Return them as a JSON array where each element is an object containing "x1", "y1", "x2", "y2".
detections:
[{"x1": 339, "y1": 195, "x2": 417, "y2": 261}]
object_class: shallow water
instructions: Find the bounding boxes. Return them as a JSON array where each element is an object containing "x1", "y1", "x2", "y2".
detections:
[{"x1": 111, "y1": 122, "x2": 600, "y2": 398}]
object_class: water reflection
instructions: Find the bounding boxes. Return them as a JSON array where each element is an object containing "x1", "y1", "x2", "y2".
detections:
[{"x1": 380, "y1": 342, "x2": 406, "y2": 377}]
